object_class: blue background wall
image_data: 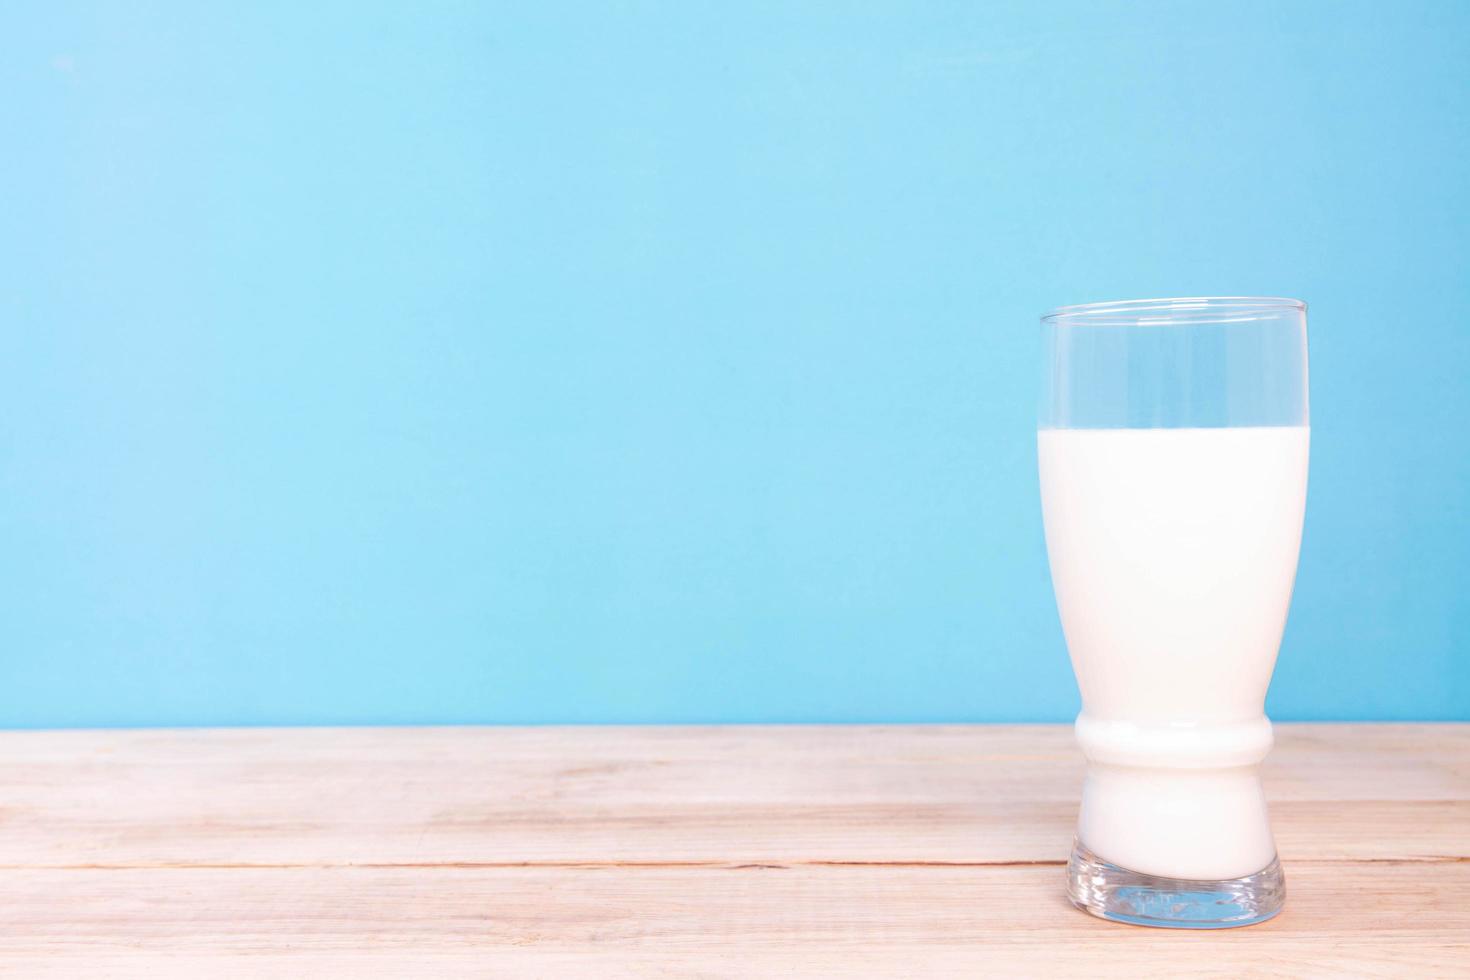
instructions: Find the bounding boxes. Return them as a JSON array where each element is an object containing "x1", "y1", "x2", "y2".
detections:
[{"x1": 4, "y1": 1, "x2": 1467, "y2": 726}]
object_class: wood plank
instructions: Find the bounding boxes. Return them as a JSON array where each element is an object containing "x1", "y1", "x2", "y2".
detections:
[
  {"x1": 0, "y1": 725, "x2": 1465, "y2": 975},
  {"x1": 0, "y1": 863, "x2": 1465, "y2": 978},
  {"x1": 0, "y1": 725, "x2": 1464, "y2": 867}
]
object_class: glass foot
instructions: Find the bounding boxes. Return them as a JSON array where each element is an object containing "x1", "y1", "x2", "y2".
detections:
[{"x1": 1067, "y1": 839, "x2": 1285, "y2": 929}]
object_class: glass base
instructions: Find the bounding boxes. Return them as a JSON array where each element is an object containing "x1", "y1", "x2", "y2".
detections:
[{"x1": 1067, "y1": 839, "x2": 1285, "y2": 929}]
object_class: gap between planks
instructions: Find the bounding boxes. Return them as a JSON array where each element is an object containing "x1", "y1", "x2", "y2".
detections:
[{"x1": 3, "y1": 855, "x2": 1466, "y2": 871}]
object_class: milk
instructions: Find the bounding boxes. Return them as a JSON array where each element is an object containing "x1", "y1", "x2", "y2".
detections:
[{"x1": 1039, "y1": 426, "x2": 1309, "y2": 880}]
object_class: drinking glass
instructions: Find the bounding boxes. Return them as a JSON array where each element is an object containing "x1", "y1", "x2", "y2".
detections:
[{"x1": 1038, "y1": 297, "x2": 1309, "y2": 928}]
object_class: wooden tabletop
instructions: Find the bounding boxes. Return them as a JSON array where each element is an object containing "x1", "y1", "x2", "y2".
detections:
[{"x1": 0, "y1": 724, "x2": 1466, "y2": 977}]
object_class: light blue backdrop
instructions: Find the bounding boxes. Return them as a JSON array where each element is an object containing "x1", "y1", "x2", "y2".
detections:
[{"x1": 4, "y1": 2, "x2": 1467, "y2": 727}]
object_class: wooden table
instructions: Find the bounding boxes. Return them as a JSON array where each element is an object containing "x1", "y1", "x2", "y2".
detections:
[{"x1": 0, "y1": 724, "x2": 1466, "y2": 977}]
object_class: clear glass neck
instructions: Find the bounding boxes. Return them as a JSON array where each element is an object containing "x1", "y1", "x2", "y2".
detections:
[{"x1": 1039, "y1": 297, "x2": 1309, "y2": 430}]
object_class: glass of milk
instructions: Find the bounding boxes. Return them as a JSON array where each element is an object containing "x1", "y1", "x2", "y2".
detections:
[{"x1": 1038, "y1": 297, "x2": 1309, "y2": 928}]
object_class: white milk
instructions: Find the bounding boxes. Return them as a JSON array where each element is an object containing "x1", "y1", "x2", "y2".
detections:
[{"x1": 1038, "y1": 426, "x2": 1309, "y2": 880}]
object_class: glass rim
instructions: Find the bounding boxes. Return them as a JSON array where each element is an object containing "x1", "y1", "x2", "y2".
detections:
[{"x1": 1042, "y1": 296, "x2": 1306, "y2": 326}]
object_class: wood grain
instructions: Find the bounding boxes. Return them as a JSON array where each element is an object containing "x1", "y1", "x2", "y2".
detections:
[
  {"x1": 0, "y1": 724, "x2": 1465, "y2": 976},
  {"x1": 1, "y1": 862, "x2": 1468, "y2": 978}
]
